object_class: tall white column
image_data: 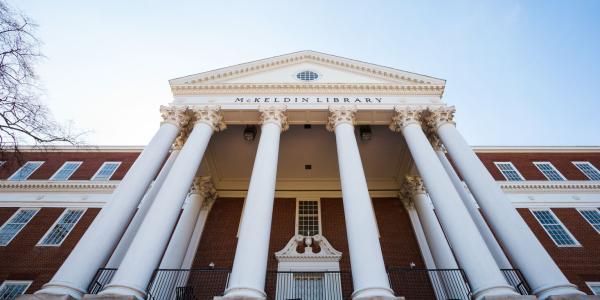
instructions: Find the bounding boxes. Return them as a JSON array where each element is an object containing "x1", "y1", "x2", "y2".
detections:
[
  {"x1": 96, "y1": 106, "x2": 225, "y2": 300},
  {"x1": 390, "y1": 107, "x2": 517, "y2": 300},
  {"x1": 159, "y1": 177, "x2": 216, "y2": 269},
  {"x1": 181, "y1": 194, "x2": 216, "y2": 269},
  {"x1": 327, "y1": 107, "x2": 399, "y2": 300},
  {"x1": 220, "y1": 107, "x2": 288, "y2": 300},
  {"x1": 35, "y1": 106, "x2": 188, "y2": 299},
  {"x1": 428, "y1": 106, "x2": 584, "y2": 299},
  {"x1": 106, "y1": 149, "x2": 180, "y2": 268},
  {"x1": 434, "y1": 147, "x2": 512, "y2": 269}
]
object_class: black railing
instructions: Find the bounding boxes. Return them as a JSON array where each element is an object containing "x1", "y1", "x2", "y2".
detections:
[
  {"x1": 87, "y1": 268, "x2": 117, "y2": 294},
  {"x1": 265, "y1": 271, "x2": 353, "y2": 300},
  {"x1": 388, "y1": 268, "x2": 471, "y2": 300},
  {"x1": 146, "y1": 268, "x2": 230, "y2": 300},
  {"x1": 501, "y1": 269, "x2": 531, "y2": 295}
]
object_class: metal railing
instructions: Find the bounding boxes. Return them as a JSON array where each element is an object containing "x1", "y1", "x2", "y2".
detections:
[
  {"x1": 501, "y1": 269, "x2": 531, "y2": 295},
  {"x1": 388, "y1": 268, "x2": 471, "y2": 300},
  {"x1": 265, "y1": 271, "x2": 353, "y2": 300},
  {"x1": 146, "y1": 268, "x2": 230, "y2": 300},
  {"x1": 87, "y1": 268, "x2": 117, "y2": 294}
]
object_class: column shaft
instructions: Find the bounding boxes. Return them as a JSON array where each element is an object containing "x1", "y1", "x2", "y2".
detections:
[
  {"x1": 398, "y1": 119, "x2": 516, "y2": 299},
  {"x1": 435, "y1": 150, "x2": 512, "y2": 269},
  {"x1": 98, "y1": 111, "x2": 221, "y2": 299},
  {"x1": 435, "y1": 120, "x2": 582, "y2": 298},
  {"x1": 37, "y1": 117, "x2": 182, "y2": 299}
]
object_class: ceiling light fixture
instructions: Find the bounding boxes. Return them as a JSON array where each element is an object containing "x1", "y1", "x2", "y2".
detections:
[
  {"x1": 359, "y1": 125, "x2": 372, "y2": 141},
  {"x1": 243, "y1": 125, "x2": 257, "y2": 141}
]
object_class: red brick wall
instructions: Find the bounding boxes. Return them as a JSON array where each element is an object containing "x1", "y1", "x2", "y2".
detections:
[
  {"x1": 517, "y1": 208, "x2": 600, "y2": 294},
  {"x1": 477, "y1": 152, "x2": 600, "y2": 181},
  {"x1": 0, "y1": 152, "x2": 141, "y2": 180},
  {"x1": 0, "y1": 207, "x2": 100, "y2": 292}
]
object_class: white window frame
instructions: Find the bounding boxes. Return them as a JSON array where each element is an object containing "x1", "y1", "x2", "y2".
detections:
[
  {"x1": 530, "y1": 208, "x2": 581, "y2": 247},
  {"x1": 50, "y1": 161, "x2": 83, "y2": 181},
  {"x1": 494, "y1": 162, "x2": 525, "y2": 181},
  {"x1": 572, "y1": 161, "x2": 600, "y2": 181},
  {"x1": 37, "y1": 208, "x2": 86, "y2": 247},
  {"x1": 577, "y1": 208, "x2": 600, "y2": 234},
  {"x1": 295, "y1": 198, "x2": 322, "y2": 236},
  {"x1": 0, "y1": 161, "x2": 5, "y2": 167},
  {"x1": 0, "y1": 280, "x2": 32, "y2": 299},
  {"x1": 91, "y1": 161, "x2": 121, "y2": 181},
  {"x1": 586, "y1": 282, "x2": 600, "y2": 295},
  {"x1": 8, "y1": 161, "x2": 44, "y2": 181},
  {"x1": 533, "y1": 162, "x2": 566, "y2": 181},
  {"x1": 0, "y1": 208, "x2": 40, "y2": 246}
]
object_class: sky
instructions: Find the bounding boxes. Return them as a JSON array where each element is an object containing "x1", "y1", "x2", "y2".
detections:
[{"x1": 6, "y1": 0, "x2": 600, "y2": 146}]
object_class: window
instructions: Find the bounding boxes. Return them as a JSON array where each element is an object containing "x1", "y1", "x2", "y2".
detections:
[
  {"x1": 296, "y1": 199, "x2": 321, "y2": 236},
  {"x1": 91, "y1": 162, "x2": 121, "y2": 181},
  {"x1": 494, "y1": 162, "x2": 524, "y2": 181},
  {"x1": 8, "y1": 161, "x2": 44, "y2": 181},
  {"x1": 531, "y1": 209, "x2": 579, "y2": 246},
  {"x1": 294, "y1": 273, "x2": 324, "y2": 299},
  {"x1": 296, "y1": 71, "x2": 319, "y2": 81},
  {"x1": 587, "y1": 282, "x2": 600, "y2": 295},
  {"x1": 573, "y1": 162, "x2": 600, "y2": 181},
  {"x1": 0, "y1": 281, "x2": 32, "y2": 300},
  {"x1": 38, "y1": 208, "x2": 85, "y2": 246},
  {"x1": 578, "y1": 208, "x2": 600, "y2": 233},
  {"x1": 50, "y1": 161, "x2": 82, "y2": 181},
  {"x1": 0, "y1": 209, "x2": 39, "y2": 246},
  {"x1": 534, "y1": 162, "x2": 566, "y2": 181}
]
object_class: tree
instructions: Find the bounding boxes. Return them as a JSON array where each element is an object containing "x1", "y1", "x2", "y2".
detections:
[{"x1": 0, "y1": 1, "x2": 82, "y2": 156}]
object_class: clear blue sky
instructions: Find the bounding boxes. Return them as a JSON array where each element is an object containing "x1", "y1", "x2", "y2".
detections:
[{"x1": 8, "y1": 0, "x2": 600, "y2": 146}]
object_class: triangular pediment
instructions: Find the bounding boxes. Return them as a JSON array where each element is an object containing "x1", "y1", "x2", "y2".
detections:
[{"x1": 169, "y1": 50, "x2": 445, "y2": 87}]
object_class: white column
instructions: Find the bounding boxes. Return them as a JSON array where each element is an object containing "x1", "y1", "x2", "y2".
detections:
[
  {"x1": 159, "y1": 177, "x2": 216, "y2": 269},
  {"x1": 435, "y1": 148, "x2": 512, "y2": 269},
  {"x1": 327, "y1": 107, "x2": 399, "y2": 300},
  {"x1": 220, "y1": 107, "x2": 288, "y2": 300},
  {"x1": 96, "y1": 106, "x2": 225, "y2": 300},
  {"x1": 36, "y1": 106, "x2": 188, "y2": 299},
  {"x1": 428, "y1": 106, "x2": 584, "y2": 299},
  {"x1": 390, "y1": 107, "x2": 517, "y2": 300},
  {"x1": 181, "y1": 194, "x2": 215, "y2": 269},
  {"x1": 106, "y1": 149, "x2": 180, "y2": 268}
]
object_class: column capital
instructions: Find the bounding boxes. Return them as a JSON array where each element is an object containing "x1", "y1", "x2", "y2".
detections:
[
  {"x1": 190, "y1": 176, "x2": 217, "y2": 200},
  {"x1": 173, "y1": 124, "x2": 192, "y2": 150},
  {"x1": 425, "y1": 106, "x2": 456, "y2": 129},
  {"x1": 402, "y1": 175, "x2": 426, "y2": 197},
  {"x1": 160, "y1": 105, "x2": 190, "y2": 128},
  {"x1": 326, "y1": 106, "x2": 356, "y2": 132},
  {"x1": 259, "y1": 106, "x2": 289, "y2": 131},
  {"x1": 427, "y1": 132, "x2": 443, "y2": 151},
  {"x1": 189, "y1": 106, "x2": 227, "y2": 132},
  {"x1": 389, "y1": 106, "x2": 424, "y2": 132},
  {"x1": 400, "y1": 194, "x2": 415, "y2": 210}
]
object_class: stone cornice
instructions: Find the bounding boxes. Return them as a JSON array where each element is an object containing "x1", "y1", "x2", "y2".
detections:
[
  {"x1": 170, "y1": 84, "x2": 445, "y2": 96},
  {"x1": 0, "y1": 180, "x2": 118, "y2": 193},
  {"x1": 499, "y1": 181, "x2": 600, "y2": 193}
]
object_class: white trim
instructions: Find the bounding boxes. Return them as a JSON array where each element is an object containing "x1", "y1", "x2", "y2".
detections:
[
  {"x1": 576, "y1": 207, "x2": 600, "y2": 234},
  {"x1": 572, "y1": 161, "x2": 600, "y2": 181},
  {"x1": 0, "y1": 208, "x2": 40, "y2": 246},
  {"x1": 37, "y1": 208, "x2": 86, "y2": 247},
  {"x1": 295, "y1": 198, "x2": 322, "y2": 236},
  {"x1": 494, "y1": 161, "x2": 525, "y2": 181},
  {"x1": 8, "y1": 161, "x2": 44, "y2": 181},
  {"x1": 586, "y1": 282, "x2": 600, "y2": 295},
  {"x1": 0, "y1": 280, "x2": 33, "y2": 297},
  {"x1": 50, "y1": 161, "x2": 83, "y2": 181},
  {"x1": 529, "y1": 208, "x2": 581, "y2": 247},
  {"x1": 91, "y1": 161, "x2": 122, "y2": 181},
  {"x1": 533, "y1": 162, "x2": 567, "y2": 181}
]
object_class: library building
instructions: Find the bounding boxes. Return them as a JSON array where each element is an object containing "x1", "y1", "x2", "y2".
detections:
[{"x1": 0, "y1": 51, "x2": 599, "y2": 300}]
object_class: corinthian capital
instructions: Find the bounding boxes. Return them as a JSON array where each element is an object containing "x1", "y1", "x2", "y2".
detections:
[
  {"x1": 190, "y1": 106, "x2": 227, "y2": 132},
  {"x1": 389, "y1": 106, "x2": 423, "y2": 132},
  {"x1": 160, "y1": 105, "x2": 190, "y2": 128},
  {"x1": 190, "y1": 176, "x2": 218, "y2": 200},
  {"x1": 173, "y1": 124, "x2": 192, "y2": 150},
  {"x1": 259, "y1": 106, "x2": 289, "y2": 131},
  {"x1": 402, "y1": 175, "x2": 426, "y2": 198},
  {"x1": 425, "y1": 106, "x2": 456, "y2": 129},
  {"x1": 326, "y1": 106, "x2": 356, "y2": 132}
]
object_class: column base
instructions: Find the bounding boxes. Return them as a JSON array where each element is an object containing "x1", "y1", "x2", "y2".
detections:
[
  {"x1": 351, "y1": 287, "x2": 403, "y2": 300},
  {"x1": 83, "y1": 294, "x2": 139, "y2": 300},
  {"x1": 547, "y1": 295, "x2": 600, "y2": 300},
  {"x1": 482, "y1": 296, "x2": 537, "y2": 300},
  {"x1": 16, "y1": 294, "x2": 77, "y2": 300}
]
